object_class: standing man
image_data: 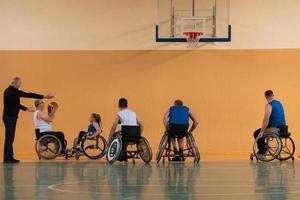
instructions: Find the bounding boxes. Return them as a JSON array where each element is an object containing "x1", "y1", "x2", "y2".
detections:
[
  {"x1": 2, "y1": 77, "x2": 54, "y2": 163},
  {"x1": 253, "y1": 90, "x2": 286, "y2": 156}
]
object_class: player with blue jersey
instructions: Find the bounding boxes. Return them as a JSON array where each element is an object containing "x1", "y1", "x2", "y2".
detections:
[{"x1": 163, "y1": 100, "x2": 198, "y2": 161}]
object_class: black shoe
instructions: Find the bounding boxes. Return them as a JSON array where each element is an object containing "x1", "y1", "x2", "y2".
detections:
[
  {"x1": 3, "y1": 158, "x2": 20, "y2": 164},
  {"x1": 172, "y1": 155, "x2": 181, "y2": 161}
]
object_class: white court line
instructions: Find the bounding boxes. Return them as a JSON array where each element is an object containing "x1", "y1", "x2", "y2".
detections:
[{"x1": 48, "y1": 180, "x2": 300, "y2": 197}]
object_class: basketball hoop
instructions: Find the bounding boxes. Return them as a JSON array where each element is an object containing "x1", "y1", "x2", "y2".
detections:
[{"x1": 183, "y1": 32, "x2": 203, "y2": 48}]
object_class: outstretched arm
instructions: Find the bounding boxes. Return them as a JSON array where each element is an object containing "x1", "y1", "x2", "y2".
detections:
[
  {"x1": 19, "y1": 104, "x2": 27, "y2": 111},
  {"x1": 259, "y1": 104, "x2": 272, "y2": 137},
  {"x1": 188, "y1": 110, "x2": 199, "y2": 133},
  {"x1": 109, "y1": 115, "x2": 120, "y2": 141},
  {"x1": 19, "y1": 104, "x2": 35, "y2": 112},
  {"x1": 18, "y1": 90, "x2": 54, "y2": 99}
]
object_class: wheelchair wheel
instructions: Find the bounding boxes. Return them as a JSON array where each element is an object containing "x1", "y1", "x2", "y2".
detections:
[
  {"x1": 156, "y1": 133, "x2": 168, "y2": 163},
  {"x1": 277, "y1": 137, "x2": 295, "y2": 161},
  {"x1": 253, "y1": 132, "x2": 282, "y2": 162},
  {"x1": 35, "y1": 135, "x2": 62, "y2": 160},
  {"x1": 82, "y1": 135, "x2": 107, "y2": 159},
  {"x1": 187, "y1": 133, "x2": 200, "y2": 163},
  {"x1": 106, "y1": 135, "x2": 122, "y2": 164},
  {"x1": 137, "y1": 137, "x2": 152, "y2": 163}
]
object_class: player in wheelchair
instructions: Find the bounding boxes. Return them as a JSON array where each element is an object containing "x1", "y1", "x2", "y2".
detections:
[
  {"x1": 34, "y1": 100, "x2": 67, "y2": 160},
  {"x1": 106, "y1": 98, "x2": 152, "y2": 164},
  {"x1": 156, "y1": 99, "x2": 199, "y2": 163},
  {"x1": 250, "y1": 90, "x2": 295, "y2": 162},
  {"x1": 65, "y1": 113, "x2": 107, "y2": 160}
]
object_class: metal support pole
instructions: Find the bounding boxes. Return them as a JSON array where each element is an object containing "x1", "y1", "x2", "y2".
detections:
[{"x1": 192, "y1": 0, "x2": 195, "y2": 16}]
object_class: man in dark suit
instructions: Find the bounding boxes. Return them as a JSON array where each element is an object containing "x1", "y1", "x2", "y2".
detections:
[{"x1": 2, "y1": 77, "x2": 54, "y2": 163}]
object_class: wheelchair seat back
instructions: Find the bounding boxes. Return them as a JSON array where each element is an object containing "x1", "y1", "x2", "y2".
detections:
[
  {"x1": 279, "y1": 126, "x2": 290, "y2": 138},
  {"x1": 35, "y1": 129, "x2": 41, "y2": 139},
  {"x1": 168, "y1": 124, "x2": 189, "y2": 137},
  {"x1": 121, "y1": 126, "x2": 141, "y2": 142}
]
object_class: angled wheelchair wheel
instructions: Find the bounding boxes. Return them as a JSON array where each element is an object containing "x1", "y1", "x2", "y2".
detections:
[
  {"x1": 82, "y1": 135, "x2": 107, "y2": 159},
  {"x1": 35, "y1": 135, "x2": 62, "y2": 160},
  {"x1": 156, "y1": 133, "x2": 168, "y2": 163},
  {"x1": 277, "y1": 137, "x2": 295, "y2": 161},
  {"x1": 187, "y1": 133, "x2": 200, "y2": 163},
  {"x1": 106, "y1": 135, "x2": 122, "y2": 164},
  {"x1": 137, "y1": 137, "x2": 153, "y2": 163},
  {"x1": 253, "y1": 133, "x2": 282, "y2": 162}
]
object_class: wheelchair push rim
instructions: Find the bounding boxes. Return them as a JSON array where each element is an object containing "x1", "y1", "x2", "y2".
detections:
[
  {"x1": 82, "y1": 135, "x2": 107, "y2": 159},
  {"x1": 137, "y1": 137, "x2": 153, "y2": 163},
  {"x1": 253, "y1": 132, "x2": 282, "y2": 162},
  {"x1": 156, "y1": 133, "x2": 168, "y2": 163},
  {"x1": 106, "y1": 136, "x2": 122, "y2": 164},
  {"x1": 277, "y1": 136, "x2": 295, "y2": 161},
  {"x1": 35, "y1": 135, "x2": 62, "y2": 160},
  {"x1": 187, "y1": 133, "x2": 200, "y2": 163}
]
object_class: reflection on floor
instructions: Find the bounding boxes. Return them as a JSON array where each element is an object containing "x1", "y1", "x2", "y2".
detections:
[{"x1": 0, "y1": 161, "x2": 299, "y2": 200}]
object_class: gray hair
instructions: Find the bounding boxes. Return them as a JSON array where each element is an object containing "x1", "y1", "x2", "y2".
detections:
[{"x1": 11, "y1": 77, "x2": 21, "y2": 86}]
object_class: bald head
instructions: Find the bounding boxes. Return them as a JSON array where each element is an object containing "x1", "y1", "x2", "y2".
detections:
[{"x1": 11, "y1": 77, "x2": 21, "y2": 89}]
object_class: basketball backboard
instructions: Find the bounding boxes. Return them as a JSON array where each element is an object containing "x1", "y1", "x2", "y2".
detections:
[{"x1": 156, "y1": 0, "x2": 231, "y2": 42}]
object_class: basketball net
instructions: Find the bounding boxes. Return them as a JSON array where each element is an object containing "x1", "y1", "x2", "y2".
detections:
[{"x1": 183, "y1": 32, "x2": 203, "y2": 48}]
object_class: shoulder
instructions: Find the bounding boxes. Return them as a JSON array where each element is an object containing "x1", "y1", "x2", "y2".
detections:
[
  {"x1": 129, "y1": 109, "x2": 137, "y2": 116},
  {"x1": 265, "y1": 103, "x2": 272, "y2": 112},
  {"x1": 92, "y1": 122, "x2": 99, "y2": 127}
]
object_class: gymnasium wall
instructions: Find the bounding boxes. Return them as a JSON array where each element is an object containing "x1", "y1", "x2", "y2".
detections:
[
  {"x1": 0, "y1": 0, "x2": 300, "y2": 50},
  {"x1": 1, "y1": 0, "x2": 300, "y2": 158},
  {"x1": 1, "y1": 50, "x2": 300, "y2": 158}
]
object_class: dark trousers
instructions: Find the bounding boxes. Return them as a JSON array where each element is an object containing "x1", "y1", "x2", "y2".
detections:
[
  {"x1": 76, "y1": 131, "x2": 87, "y2": 145},
  {"x1": 2, "y1": 117, "x2": 18, "y2": 160},
  {"x1": 38, "y1": 131, "x2": 66, "y2": 152},
  {"x1": 253, "y1": 128, "x2": 267, "y2": 153}
]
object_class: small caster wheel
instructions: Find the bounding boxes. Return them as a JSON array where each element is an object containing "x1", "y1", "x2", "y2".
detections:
[
  {"x1": 250, "y1": 153, "x2": 254, "y2": 161},
  {"x1": 292, "y1": 156, "x2": 295, "y2": 161},
  {"x1": 133, "y1": 158, "x2": 135, "y2": 164},
  {"x1": 38, "y1": 157, "x2": 42, "y2": 160},
  {"x1": 75, "y1": 152, "x2": 80, "y2": 160},
  {"x1": 163, "y1": 157, "x2": 165, "y2": 164}
]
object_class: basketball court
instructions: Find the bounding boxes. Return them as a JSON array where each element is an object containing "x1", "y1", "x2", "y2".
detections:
[
  {"x1": 1, "y1": 161, "x2": 299, "y2": 199},
  {"x1": 1, "y1": 0, "x2": 300, "y2": 199}
]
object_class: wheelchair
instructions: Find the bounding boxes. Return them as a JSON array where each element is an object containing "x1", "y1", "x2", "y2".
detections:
[
  {"x1": 106, "y1": 126, "x2": 153, "y2": 164},
  {"x1": 35, "y1": 129, "x2": 67, "y2": 160},
  {"x1": 65, "y1": 133, "x2": 107, "y2": 160},
  {"x1": 156, "y1": 124, "x2": 200, "y2": 163},
  {"x1": 250, "y1": 126, "x2": 295, "y2": 162}
]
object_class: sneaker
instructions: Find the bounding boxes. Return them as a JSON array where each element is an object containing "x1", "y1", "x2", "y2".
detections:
[{"x1": 172, "y1": 156, "x2": 181, "y2": 161}]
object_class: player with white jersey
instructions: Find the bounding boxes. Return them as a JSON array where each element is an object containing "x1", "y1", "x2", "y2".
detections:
[{"x1": 108, "y1": 98, "x2": 143, "y2": 141}]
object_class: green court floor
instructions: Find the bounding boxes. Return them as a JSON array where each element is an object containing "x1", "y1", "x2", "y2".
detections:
[{"x1": 0, "y1": 161, "x2": 299, "y2": 200}]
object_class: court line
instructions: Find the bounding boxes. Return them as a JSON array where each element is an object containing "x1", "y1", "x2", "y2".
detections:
[{"x1": 48, "y1": 181, "x2": 300, "y2": 196}]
